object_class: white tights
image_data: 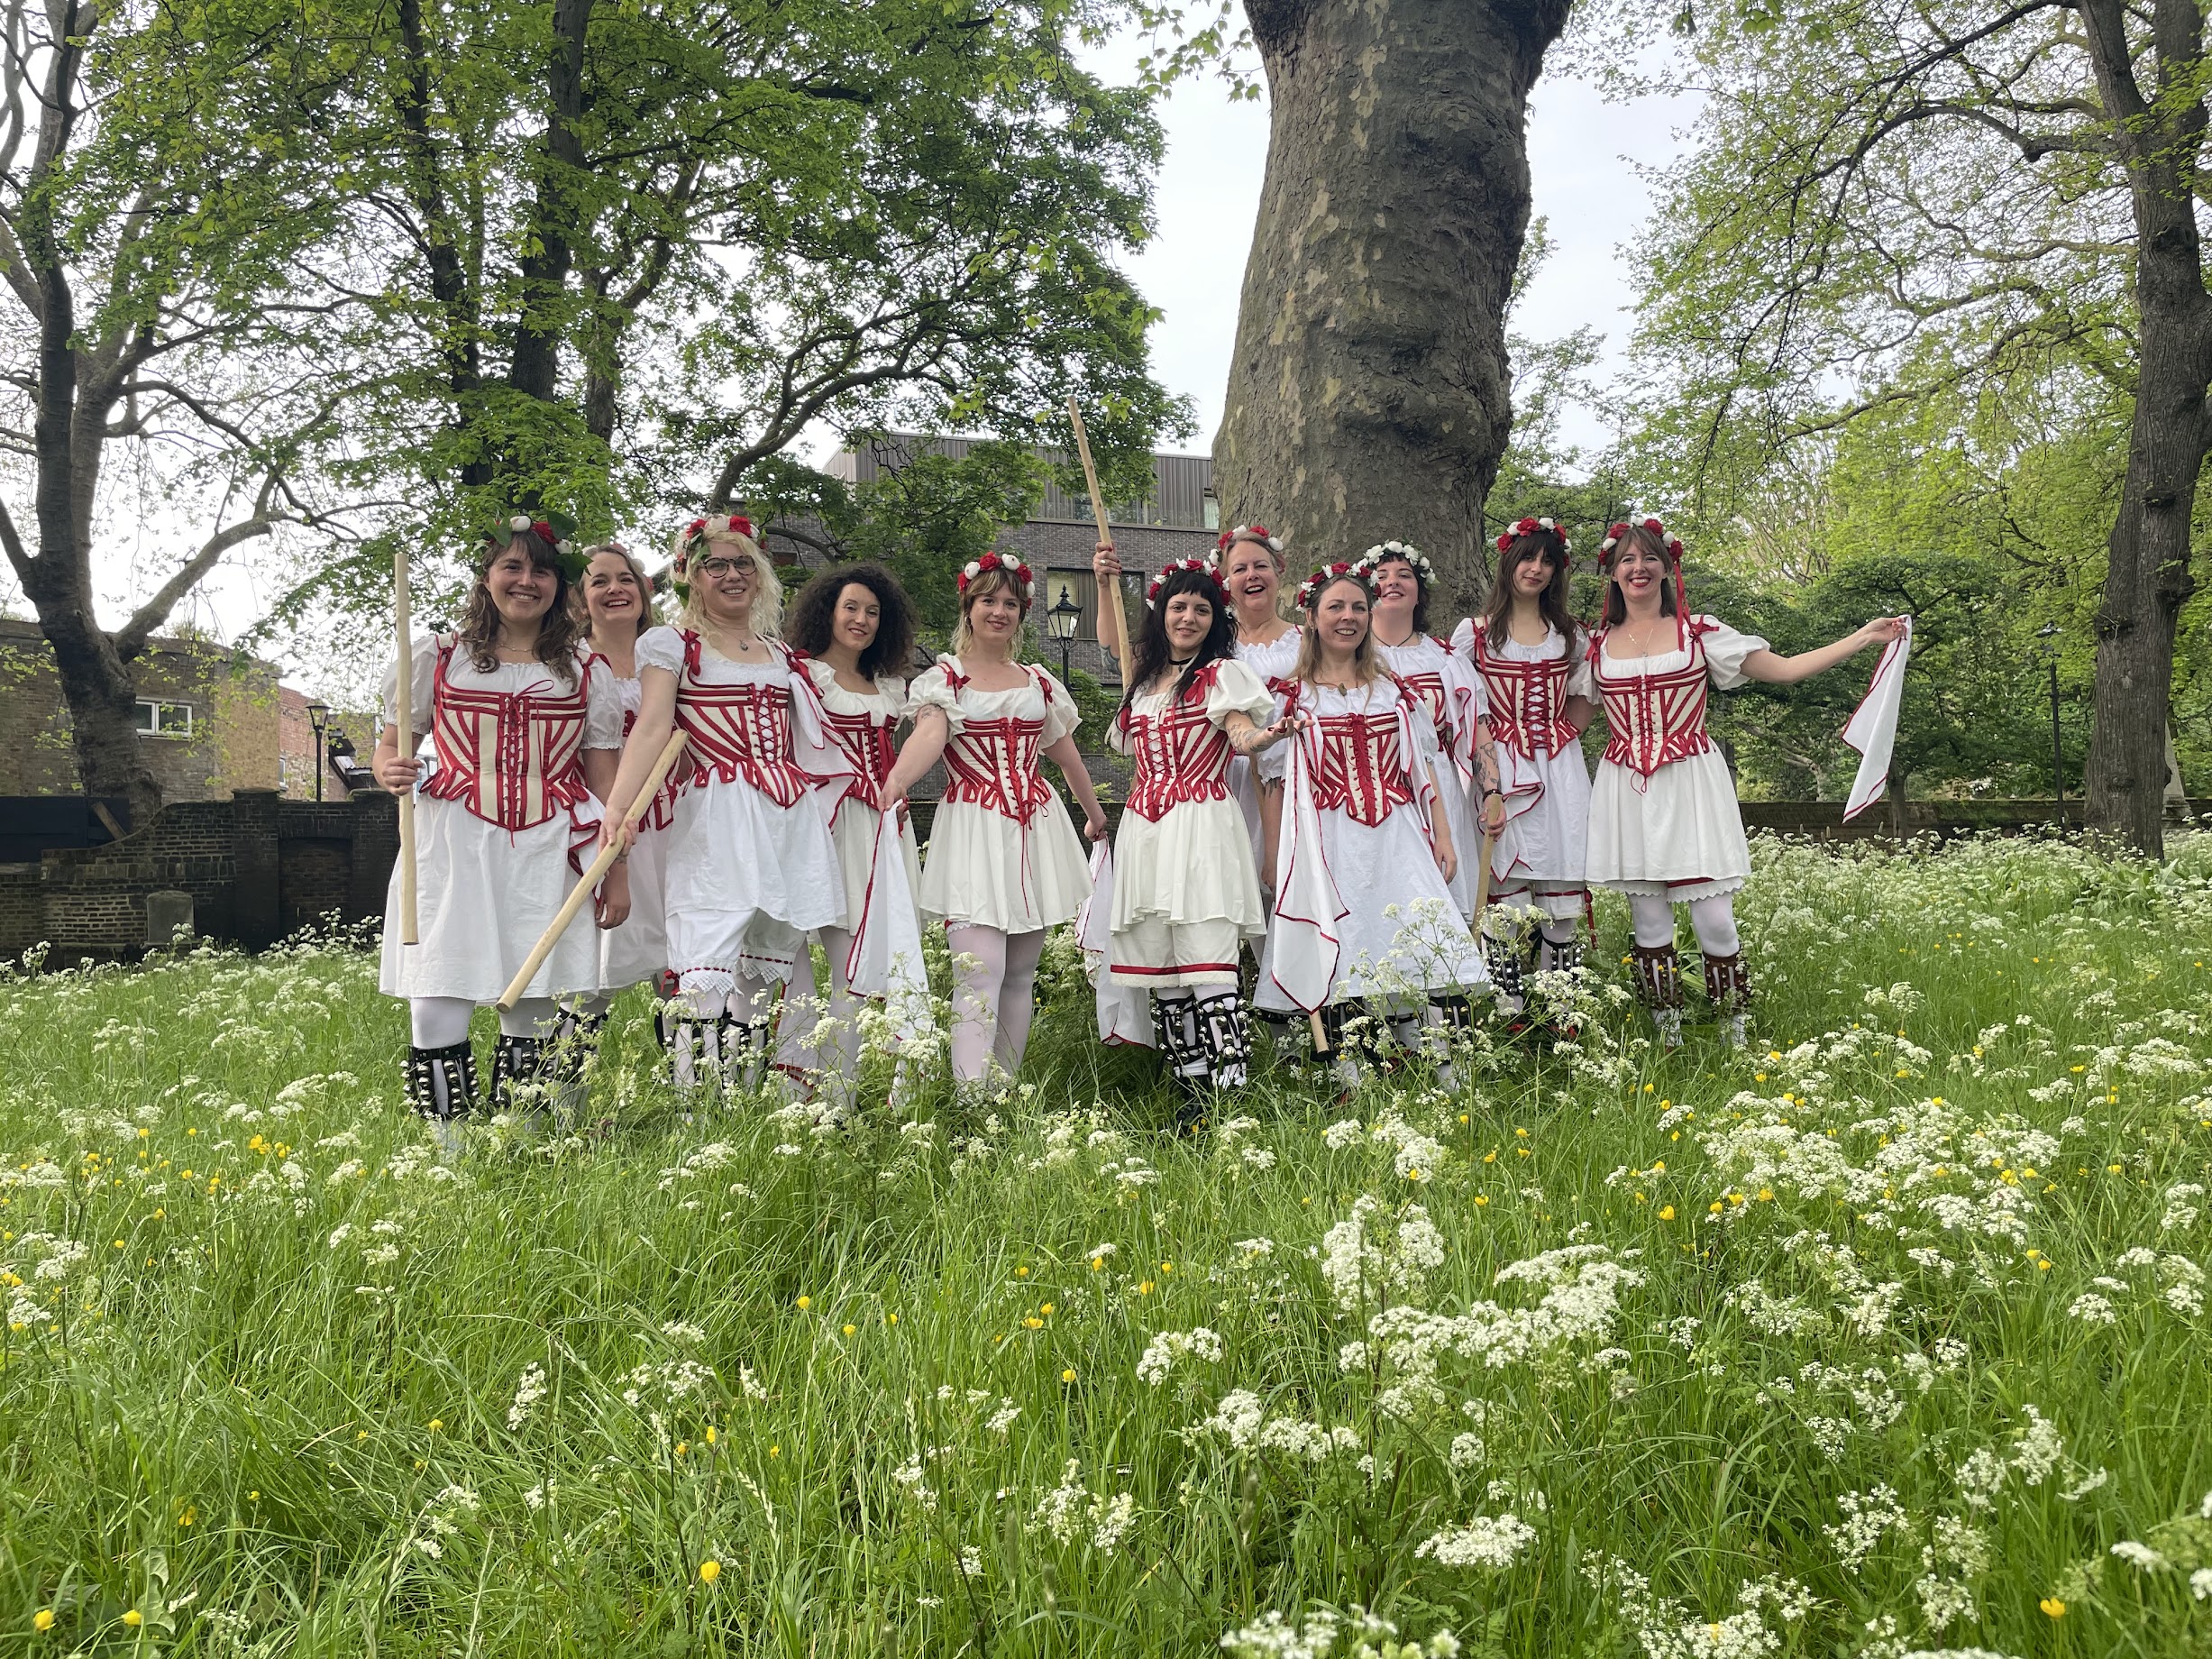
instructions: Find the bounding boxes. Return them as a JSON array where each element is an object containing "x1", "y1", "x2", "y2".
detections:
[
  {"x1": 410, "y1": 995, "x2": 559, "y2": 1048},
  {"x1": 946, "y1": 923, "x2": 1047, "y2": 1085},
  {"x1": 1626, "y1": 893, "x2": 1741, "y2": 958},
  {"x1": 776, "y1": 928, "x2": 866, "y2": 1086}
]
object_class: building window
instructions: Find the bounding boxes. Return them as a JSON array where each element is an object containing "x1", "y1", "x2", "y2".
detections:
[
  {"x1": 1202, "y1": 489, "x2": 1220, "y2": 531},
  {"x1": 135, "y1": 700, "x2": 194, "y2": 738}
]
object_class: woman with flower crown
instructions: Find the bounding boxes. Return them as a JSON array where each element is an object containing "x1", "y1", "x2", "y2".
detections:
[
  {"x1": 880, "y1": 550, "x2": 1109, "y2": 1090},
  {"x1": 600, "y1": 513, "x2": 849, "y2": 1095},
  {"x1": 1590, "y1": 516, "x2": 1906, "y2": 1048},
  {"x1": 1452, "y1": 517, "x2": 1597, "y2": 1022},
  {"x1": 376, "y1": 515, "x2": 629, "y2": 1143},
  {"x1": 1254, "y1": 561, "x2": 1485, "y2": 1089},
  {"x1": 1104, "y1": 559, "x2": 1295, "y2": 1098}
]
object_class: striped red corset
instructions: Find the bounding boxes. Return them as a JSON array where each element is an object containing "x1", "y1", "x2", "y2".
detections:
[
  {"x1": 422, "y1": 646, "x2": 591, "y2": 830},
  {"x1": 1472, "y1": 637, "x2": 1578, "y2": 759},
  {"x1": 1312, "y1": 713, "x2": 1416, "y2": 827},
  {"x1": 1121, "y1": 701, "x2": 1234, "y2": 821},
  {"x1": 620, "y1": 706, "x2": 676, "y2": 830},
  {"x1": 674, "y1": 681, "x2": 811, "y2": 806},
  {"x1": 823, "y1": 709, "x2": 897, "y2": 812},
  {"x1": 943, "y1": 718, "x2": 1051, "y2": 820},
  {"x1": 1594, "y1": 629, "x2": 1714, "y2": 776},
  {"x1": 1397, "y1": 671, "x2": 1451, "y2": 739}
]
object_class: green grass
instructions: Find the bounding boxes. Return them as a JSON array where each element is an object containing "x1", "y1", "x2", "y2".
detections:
[{"x1": 4, "y1": 832, "x2": 2211, "y2": 1656}]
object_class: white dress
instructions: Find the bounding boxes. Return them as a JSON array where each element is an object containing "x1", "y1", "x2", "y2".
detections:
[
  {"x1": 803, "y1": 656, "x2": 922, "y2": 931},
  {"x1": 908, "y1": 656, "x2": 1092, "y2": 932},
  {"x1": 1455, "y1": 621, "x2": 1595, "y2": 891},
  {"x1": 597, "y1": 662, "x2": 672, "y2": 992},
  {"x1": 1255, "y1": 679, "x2": 1485, "y2": 1010},
  {"x1": 1107, "y1": 659, "x2": 1275, "y2": 986},
  {"x1": 1586, "y1": 616, "x2": 1768, "y2": 903},
  {"x1": 1375, "y1": 631, "x2": 1485, "y2": 920},
  {"x1": 378, "y1": 635, "x2": 621, "y2": 1004},
  {"x1": 639, "y1": 626, "x2": 847, "y2": 982},
  {"x1": 1229, "y1": 628, "x2": 1303, "y2": 876}
]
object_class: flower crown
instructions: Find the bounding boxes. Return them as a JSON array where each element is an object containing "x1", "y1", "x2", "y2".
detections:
[
  {"x1": 1213, "y1": 523, "x2": 1284, "y2": 558},
  {"x1": 957, "y1": 549, "x2": 1032, "y2": 595},
  {"x1": 675, "y1": 513, "x2": 757, "y2": 559},
  {"x1": 1495, "y1": 516, "x2": 1571, "y2": 556},
  {"x1": 1598, "y1": 517, "x2": 1684, "y2": 562},
  {"x1": 1295, "y1": 560, "x2": 1370, "y2": 611},
  {"x1": 488, "y1": 510, "x2": 585, "y2": 580},
  {"x1": 1147, "y1": 556, "x2": 1230, "y2": 609},
  {"x1": 1351, "y1": 539, "x2": 1439, "y2": 588}
]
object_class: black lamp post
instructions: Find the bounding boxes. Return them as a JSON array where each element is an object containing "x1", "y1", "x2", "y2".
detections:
[
  {"x1": 1046, "y1": 583, "x2": 1083, "y2": 682},
  {"x1": 306, "y1": 701, "x2": 331, "y2": 802},
  {"x1": 2035, "y1": 624, "x2": 2062, "y2": 817}
]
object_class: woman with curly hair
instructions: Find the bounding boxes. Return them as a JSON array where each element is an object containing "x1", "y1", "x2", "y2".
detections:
[
  {"x1": 1106, "y1": 559, "x2": 1293, "y2": 1097},
  {"x1": 376, "y1": 516, "x2": 629, "y2": 1142},
  {"x1": 600, "y1": 514, "x2": 847, "y2": 1095},
  {"x1": 772, "y1": 562, "x2": 924, "y2": 1095},
  {"x1": 1455, "y1": 517, "x2": 1597, "y2": 1022},
  {"x1": 881, "y1": 551, "x2": 1108, "y2": 1091},
  {"x1": 1589, "y1": 517, "x2": 1905, "y2": 1048}
]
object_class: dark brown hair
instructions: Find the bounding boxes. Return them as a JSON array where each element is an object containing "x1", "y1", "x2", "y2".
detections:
[
  {"x1": 787, "y1": 562, "x2": 918, "y2": 679},
  {"x1": 1124, "y1": 566, "x2": 1237, "y2": 710},
  {"x1": 458, "y1": 528, "x2": 584, "y2": 683},
  {"x1": 1367, "y1": 550, "x2": 1431, "y2": 635},
  {"x1": 1483, "y1": 529, "x2": 1577, "y2": 649},
  {"x1": 1601, "y1": 520, "x2": 1678, "y2": 628}
]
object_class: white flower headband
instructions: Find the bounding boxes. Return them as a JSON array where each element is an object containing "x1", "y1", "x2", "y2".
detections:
[
  {"x1": 1212, "y1": 523, "x2": 1284, "y2": 560},
  {"x1": 958, "y1": 550, "x2": 1032, "y2": 593},
  {"x1": 1351, "y1": 539, "x2": 1439, "y2": 588}
]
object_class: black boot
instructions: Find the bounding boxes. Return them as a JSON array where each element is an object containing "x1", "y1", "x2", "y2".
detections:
[
  {"x1": 1630, "y1": 941, "x2": 1684, "y2": 1049},
  {"x1": 1703, "y1": 950, "x2": 1751, "y2": 1048},
  {"x1": 487, "y1": 1032, "x2": 550, "y2": 1112},
  {"x1": 1153, "y1": 992, "x2": 1211, "y2": 1094},
  {"x1": 1193, "y1": 989, "x2": 1252, "y2": 1090},
  {"x1": 405, "y1": 1040, "x2": 477, "y2": 1120}
]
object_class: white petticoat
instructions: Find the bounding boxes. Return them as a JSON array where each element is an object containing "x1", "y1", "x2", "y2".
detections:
[
  {"x1": 662, "y1": 775, "x2": 848, "y2": 980},
  {"x1": 1255, "y1": 808, "x2": 1485, "y2": 1008},
  {"x1": 599, "y1": 820, "x2": 669, "y2": 990},
  {"x1": 379, "y1": 793, "x2": 605, "y2": 1003},
  {"x1": 919, "y1": 800, "x2": 1092, "y2": 932},
  {"x1": 830, "y1": 802, "x2": 922, "y2": 933}
]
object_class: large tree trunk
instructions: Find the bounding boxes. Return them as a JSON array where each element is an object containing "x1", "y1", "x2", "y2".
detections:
[
  {"x1": 1213, "y1": 0, "x2": 1570, "y2": 610},
  {"x1": 2079, "y1": 0, "x2": 2212, "y2": 860}
]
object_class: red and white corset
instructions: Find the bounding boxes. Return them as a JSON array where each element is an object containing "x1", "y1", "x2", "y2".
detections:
[
  {"x1": 822, "y1": 709, "x2": 897, "y2": 816},
  {"x1": 670, "y1": 633, "x2": 812, "y2": 807},
  {"x1": 1119, "y1": 675, "x2": 1234, "y2": 823},
  {"x1": 422, "y1": 641, "x2": 592, "y2": 830},
  {"x1": 1311, "y1": 713, "x2": 1417, "y2": 827},
  {"x1": 1397, "y1": 670, "x2": 1452, "y2": 745},
  {"x1": 943, "y1": 718, "x2": 1050, "y2": 820},
  {"x1": 1591, "y1": 624, "x2": 1715, "y2": 777},
  {"x1": 1472, "y1": 633, "x2": 1579, "y2": 760}
]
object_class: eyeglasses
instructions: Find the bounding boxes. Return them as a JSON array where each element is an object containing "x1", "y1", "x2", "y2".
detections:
[{"x1": 696, "y1": 556, "x2": 751, "y2": 581}]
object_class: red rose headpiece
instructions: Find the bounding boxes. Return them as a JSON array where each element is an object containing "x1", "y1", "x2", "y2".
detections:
[
  {"x1": 1494, "y1": 516, "x2": 1572, "y2": 561},
  {"x1": 1212, "y1": 523, "x2": 1285, "y2": 561},
  {"x1": 957, "y1": 549, "x2": 1033, "y2": 595},
  {"x1": 1146, "y1": 556, "x2": 1231, "y2": 610},
  {"x1": 675, "y1": 513, "x2": 758, "y2": 560},
  {"x1": 1295, "y1": 560, "x2": 1368, "y2": 611}
]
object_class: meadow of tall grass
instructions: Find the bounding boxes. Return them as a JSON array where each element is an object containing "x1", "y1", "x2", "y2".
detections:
[{"x1": 3, "y1": 832, "x2": 2210, "y2": 1658}]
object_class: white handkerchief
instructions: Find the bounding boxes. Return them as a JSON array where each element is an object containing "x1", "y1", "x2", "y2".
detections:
[{"x1": 1842, "y1": 619, "x2": 1913, "y2": 822}]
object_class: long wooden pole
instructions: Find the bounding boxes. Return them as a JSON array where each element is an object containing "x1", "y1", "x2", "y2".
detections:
[
  {"x1": 496, "y1": 730, "x2": 690, "y2": 1012},
  {"x1": 1065, "y1": 397, "x2": 1128, "y2": 671},
  {"x1": 393, "y1": 547, "x2": 418, "y2": 945},
  {"x1": 1471, "y1": 830, "x2": 1498, "y2": 919}
]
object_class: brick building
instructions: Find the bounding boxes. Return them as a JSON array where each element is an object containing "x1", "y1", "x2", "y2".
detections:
[{"x1": 0, "y1": 618, "x2": 296, "y2": 803}]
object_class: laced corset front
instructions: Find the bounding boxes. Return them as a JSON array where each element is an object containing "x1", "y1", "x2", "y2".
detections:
[
  {"x1": 1293, "y1": 683, "x2": 1418, "y2": 827},
  {"x1": 1119, "y1": 666, "x2": 1235, "y2": 822},
  {"x1": 821, "y1": 705, "x2": 897, "y2": 814},
  {"x1": 1472, "y1": 631, "x2": 1578, "y2": 759},
  {"x1": 670, "y1": 633, "x2": 811, "y2": 806},
  {"x1": 940, "y1": 665, "x2": 1053, "y2": 821},
  {"x1": 1591, "y1": 624, "x2": 1714, "y2": 777},
  {"x1": 422, "y1": 642, "x2": 591, "y2": 830}
]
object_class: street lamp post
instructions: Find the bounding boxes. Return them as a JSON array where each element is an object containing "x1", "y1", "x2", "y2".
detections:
[
  {"x1": 306, "y1": 701, "x2": 331, "y2": 802},
  {"x1": 1046, "y1": 583, "x2": 1083, "y2": 682},
  {"x1": 2035, "y1": 624, "x2": 2062, "y2": 819}
]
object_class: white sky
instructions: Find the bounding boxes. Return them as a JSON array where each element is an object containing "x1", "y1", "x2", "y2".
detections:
[{"x1": 45, "y1": 48, "x2": 1698, "y2": 699}]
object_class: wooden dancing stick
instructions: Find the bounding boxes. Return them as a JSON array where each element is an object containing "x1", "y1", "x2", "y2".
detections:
[
  {"x1": 1309, "y1": 1009, "x2": 1330, "y2": 1054},
  {"x1": 1471, "y1": 830, "x2": 1498, "y2": 920},
  {"x1": 1065, "y1": 397, "x2": 1128, "y2": 669},
  {"x1": 393, "y1": 547, "x2": 419, "y2": 946},
  {"x1": 496, "y1": 729, "x2": 690, "y2": 1013}
]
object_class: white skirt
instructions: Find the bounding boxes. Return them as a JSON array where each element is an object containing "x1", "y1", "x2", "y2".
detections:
[
  {"x1": 663, "y1": 775, "x2": 847, "y2": 980},
  {"x1": 1586, "y1": 750, "x2": 1750, "y2": 903},
  {"x1": 379, "y1": 793, "x2": 603, "y2": 1004},
  {"x1": 827, "y1": 801, "x2": 923, "y2": 935},
  {"x1": 919, "y1": 798, "x2": 1092, "y2": 932},
  {"x1": 1431, "y1": 754, "x2": 1484, "y2": 920},
  {"x1": 599, "y1": 821, "x2": 669, "y2": 991},
  {"x1": 1110, "y1": 796, "x2": 1266, "y2": 987},
  {"x1": 1255, "y1": 808, "x2": 1485, "y2": 1008},
  {"x1": 1491, "y1": 744, "x2": 1593, "y2": 890}
]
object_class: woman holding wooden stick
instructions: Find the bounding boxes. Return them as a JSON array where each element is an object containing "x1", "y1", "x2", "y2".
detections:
[
  {"x1": 599, "y1": 515, "x2": 847, "y2": 1097},
  {"x1": 376, "y1": 517, "x2": 628, "y2": 1140},
  {"x1": 880, "y1": 552, "x2": 1107, "y2": 1093}
]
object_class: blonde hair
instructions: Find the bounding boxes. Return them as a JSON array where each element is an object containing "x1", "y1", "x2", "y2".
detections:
[
  {"x1": 1291, "y1": 572, "x2": 1382, "y2": 687},
  {"x1": 949, "y1": 564, "x2": 1032, "y2": 655},
  {"x1": 676, "y1": 529, "x2": 782, "y2": 638},
  {"x1": 578, "y1": 543, "x2": 660, "y2": 642}
]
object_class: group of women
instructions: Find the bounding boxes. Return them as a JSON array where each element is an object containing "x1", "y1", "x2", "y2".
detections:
[{"x1": 375, "y1": 509, "x2": 1903, "y2": 1127}]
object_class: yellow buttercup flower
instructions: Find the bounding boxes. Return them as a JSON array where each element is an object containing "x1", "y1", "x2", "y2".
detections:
[
  {"x1": 123, "y1": 1611, "x2": 142, "y2": 1627},
  {"x1": 32, "y1": 1609, "x2": 54, "y2": 1632},
  {"x1": 699, "y1": 1560, "x2": 721, "y2": 1583},
  {"x1": 1061, "y1": 1368, "x2": 1076, "y2": 1382},
  {"x1": 2039, "y1": 1598, "x2": 2065, "y2": 1618}
]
